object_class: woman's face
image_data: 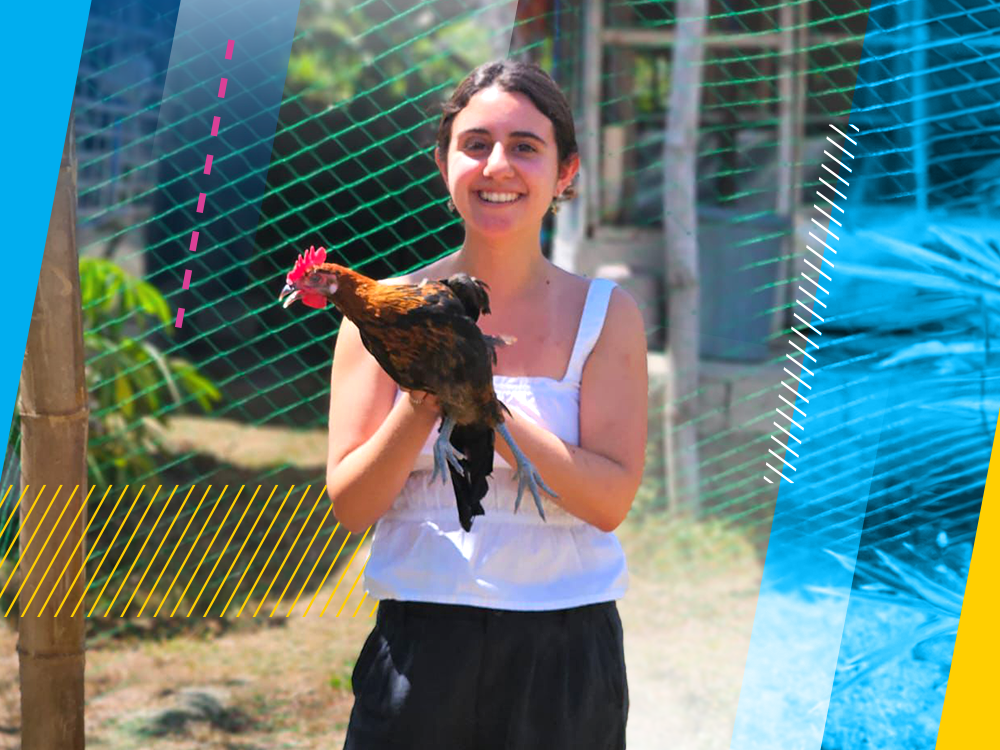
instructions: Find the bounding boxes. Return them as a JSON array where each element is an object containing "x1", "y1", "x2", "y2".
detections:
[{"x1": 436, "y1": 86, "x2": 578, "y2": 238}]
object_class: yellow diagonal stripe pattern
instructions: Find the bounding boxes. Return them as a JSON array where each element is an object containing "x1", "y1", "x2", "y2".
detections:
[
  {"x1": 936, "y1": 415, "x2": 1000, "y2": 748},
  {"x1": 24, "y1": 486, "x2": 95, "y2": 617},
  {"x1": 0, "y1": 485, "x2": 378, "y2": 620}
]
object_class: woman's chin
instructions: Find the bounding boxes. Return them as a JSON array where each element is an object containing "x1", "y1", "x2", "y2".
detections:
[
  {"x1": 463, "y1": 210, "x2": 544, "y2": 238},
  {"x1": 467, "y1": 224, "x2": 533, "y2": 241}
]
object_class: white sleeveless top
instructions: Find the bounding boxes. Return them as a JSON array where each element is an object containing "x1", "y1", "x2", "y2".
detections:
[{"x1": 363, "y1": 278, "x2": 629, "y2": 610}]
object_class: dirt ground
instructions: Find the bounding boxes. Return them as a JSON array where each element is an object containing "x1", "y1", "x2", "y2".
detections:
[
  {"x1": 0, "y1": 415, "x2": 765, "y2": 749},
  {"x1": 0, "y1": 526, "x2": 761, "y2": 750}
]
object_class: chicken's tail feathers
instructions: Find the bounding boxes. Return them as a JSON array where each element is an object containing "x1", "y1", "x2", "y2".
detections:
[{"x1": 447, "y1": 424, "x2": 495, "y2": 532}]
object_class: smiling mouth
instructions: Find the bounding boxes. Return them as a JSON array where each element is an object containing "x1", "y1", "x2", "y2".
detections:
[{"x1": 476, "y1": 191, "x2": 523, "y2": 205}]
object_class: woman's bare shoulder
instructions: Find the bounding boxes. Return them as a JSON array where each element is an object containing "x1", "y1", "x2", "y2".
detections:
[
  {"x1": 551, "y1": 264, "x2": 644, "y2": 344},
  {"x1": 555, "y1": 265, "x2": 643, "y2": 317},
  {"x1": 546, "y1": 263, "x2": 592, "y2": 298}
]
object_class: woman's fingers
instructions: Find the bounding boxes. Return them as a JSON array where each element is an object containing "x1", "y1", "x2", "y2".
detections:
[{"x1": 402, "y1": 388, "x2": 439, "y2": 410}]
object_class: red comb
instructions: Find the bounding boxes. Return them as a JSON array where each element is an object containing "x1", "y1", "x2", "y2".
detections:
[{"x1": 286, "y1": 245, "x2": 328, "y2": 285}]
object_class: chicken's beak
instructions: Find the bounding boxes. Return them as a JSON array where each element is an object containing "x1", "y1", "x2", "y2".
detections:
[{"x1": 279, "y1": 284, "x2": 302, "y2": 308}]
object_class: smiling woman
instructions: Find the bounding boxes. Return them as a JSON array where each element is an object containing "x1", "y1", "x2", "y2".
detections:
[
  {"x1": 433, "y1": 65, "x2": 579, "y2": 245},
  {"x1": 327, "y1": 59, "x2": 648, "y2": 750}
]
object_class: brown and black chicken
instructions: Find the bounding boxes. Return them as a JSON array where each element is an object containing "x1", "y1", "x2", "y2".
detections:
[{"x1": 278, "y1": 246, "x2": 556, "y2": 530}]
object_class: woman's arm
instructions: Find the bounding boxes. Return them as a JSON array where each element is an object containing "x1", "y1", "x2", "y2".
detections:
[
  {"x1": 325, "y1": 317, "x2": 440, "y2": 534},
  {"x1": 493, "y1": 287, "x2": 649, "y2": 532}
]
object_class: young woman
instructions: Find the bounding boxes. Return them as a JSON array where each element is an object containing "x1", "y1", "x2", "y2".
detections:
[{"x1": 327, "y1": 59, "x2": 648, "y2": 750}]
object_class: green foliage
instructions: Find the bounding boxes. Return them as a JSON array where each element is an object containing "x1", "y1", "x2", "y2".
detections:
[
  {"x1": 328, "y1": 657, "x2": 356, "y2": 692},
  {"x1": 286, "y1": 0, "x2": 494, "y2": 105},
  {"x1": 841, "y1": 225, "x2": 1000, "y2": 340},
  {"x1": 82, "y1": 258, "x2": 222, "y2": 486},
  {"x1": 6, "y1": 258, "x2": 222, "y2": 489},
  {"x1": 841, "y1": 224, "x2": 1000, "y2": 432},
  {"x1": 633, "y1": 54, "x2": 671, "y2": 117},
  {"x1": 816, "y1": 224, "x2": 990, "y2": 693}
]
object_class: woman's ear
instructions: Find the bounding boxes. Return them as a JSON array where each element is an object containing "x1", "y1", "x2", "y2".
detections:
[
  {"x1": 434, "y1": 146, "x2": 448, "y2": 183},
  {"x1": 556, "y1": 153, "x2": 581, "y2": 196}
]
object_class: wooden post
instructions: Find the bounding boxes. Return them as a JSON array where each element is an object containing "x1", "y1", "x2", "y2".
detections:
[
  {"x1": 17, "y1": 108, "x2": 88, "y2": 750},
  {"x1": 787, "y1": 1, "x2": 809, "y2": 327},
  {"x1": 775, "y1": 0, "x2": 799, "y2": 335},
  {"x1": 663, "y1": 0, "x2": 707, "y2": 515},
  {"x1": 582, "y1": 0, "x2": 603, "y2": 235},
  {"x1": 604, "y1": 0, "x2": 637, "y2": 225}
]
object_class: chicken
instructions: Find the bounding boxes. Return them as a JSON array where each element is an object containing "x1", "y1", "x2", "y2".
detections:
[{"x1": 278, "y1": 246, "x2": 556, "y2": 530}]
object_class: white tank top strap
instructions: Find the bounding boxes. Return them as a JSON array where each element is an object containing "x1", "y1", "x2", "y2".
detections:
[{"x1": 563, "y1": 277, "x2": 617, "y2": 384}]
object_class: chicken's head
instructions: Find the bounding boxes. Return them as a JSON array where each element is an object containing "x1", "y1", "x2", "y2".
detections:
[{"x1": 279, "y1": 245, "x2": 339, "y2": 309}]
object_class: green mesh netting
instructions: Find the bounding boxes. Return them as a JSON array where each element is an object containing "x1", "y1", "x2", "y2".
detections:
[{"x1": 1, "y1": 0, "x2": 878, "y2": 622}]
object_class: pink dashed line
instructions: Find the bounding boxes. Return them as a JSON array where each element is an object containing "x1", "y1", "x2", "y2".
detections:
[{"x1": 177, "y1": 39, "x2": 234, "y2": 330}]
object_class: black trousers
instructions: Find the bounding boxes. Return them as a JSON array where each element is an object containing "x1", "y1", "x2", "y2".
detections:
[{"x1": 343, "y1": 599, "x2": 629, "y2": 750}]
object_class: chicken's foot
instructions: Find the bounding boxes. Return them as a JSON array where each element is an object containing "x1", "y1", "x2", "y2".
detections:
[
  {"x1": 496, "y1": 423, "x2": 557, "y2": 521},
  {"x1": 430, "y1": 416, "x2": 468, "y2": 486}
]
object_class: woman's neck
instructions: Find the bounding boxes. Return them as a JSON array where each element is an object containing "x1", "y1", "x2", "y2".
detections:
[{"x1": 452, "y1": 228, "x2": 550, "y2": 303}]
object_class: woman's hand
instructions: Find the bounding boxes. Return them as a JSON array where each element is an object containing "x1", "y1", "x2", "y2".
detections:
[{"x1": 401, "y1": 388, "x2": 441, "y2": 415}]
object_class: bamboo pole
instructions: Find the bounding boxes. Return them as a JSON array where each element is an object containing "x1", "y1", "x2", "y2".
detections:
[
  {"x1": 663, "y1": 0, "x2": 707, "y2": 515},
  {"x1": 17, "y1": 108, "x2": 88, "y2": 750}
]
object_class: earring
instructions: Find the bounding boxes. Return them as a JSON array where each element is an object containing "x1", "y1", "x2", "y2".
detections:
[
  {"x1": 550, "y1": 197, "x2": 561, "y2": 215},
  {"x1": 447, "y1": 198, "x2": 456, "y2": 213}
]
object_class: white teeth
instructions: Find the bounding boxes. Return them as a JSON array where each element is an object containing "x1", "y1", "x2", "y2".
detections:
[{"x1": 478, "y1": 191, "x2": 521, "y2": 204}]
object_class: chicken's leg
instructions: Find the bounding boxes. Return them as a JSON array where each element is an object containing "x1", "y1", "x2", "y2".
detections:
[
  {"x1": 496, "y1": 423, "x2": 557, "y2": 521},
  {"x1": 430, "y1": 416, "x2": 468, "y2": 486}
]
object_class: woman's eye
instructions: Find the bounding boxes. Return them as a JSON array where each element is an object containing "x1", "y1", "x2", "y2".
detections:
[{"x1": 464, "y1": 141, "x2": 535, "y2": 154}]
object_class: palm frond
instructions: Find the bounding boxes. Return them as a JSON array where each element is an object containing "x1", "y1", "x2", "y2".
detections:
[
  {"x1": 820, "y1": 543, "x2": 965, "y2": 693},
  {"x1": 834, "y1": 618, "x2": 958, "y2": 692}
]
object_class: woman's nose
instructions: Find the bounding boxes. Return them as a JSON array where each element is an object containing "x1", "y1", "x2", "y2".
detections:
[{"x1": 483, "y1": 142, "x2": 514, "y2": 177}]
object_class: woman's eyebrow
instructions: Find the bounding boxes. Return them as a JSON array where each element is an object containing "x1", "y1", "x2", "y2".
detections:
[
  {"x1": 457, "y1": 127, "x2": 547, "y2": 144},
  {"x1": 512, "y1": 130, "x2": 546, "y2": 144}
]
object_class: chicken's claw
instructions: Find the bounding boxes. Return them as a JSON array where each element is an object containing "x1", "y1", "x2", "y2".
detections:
[
  {"x1": 431, "y1": 440, "x2": 467, "y2": 486},
  {"x1": 496, "y1": 423, "x2": 557, "y2": 521},
  {"x1": 430, "y1": 416, "x2": 467, "y2": 487},
  {"x1": 513, "y1": 464, "x2": 557, "y2": 521}
]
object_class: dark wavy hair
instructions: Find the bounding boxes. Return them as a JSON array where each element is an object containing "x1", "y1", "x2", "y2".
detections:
[{"x1": 436, "y1": 59, "x2": 580, "y2": 203}]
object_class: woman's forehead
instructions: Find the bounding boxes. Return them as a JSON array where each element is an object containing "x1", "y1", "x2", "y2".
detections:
[{"x1": 453, "y1": 87, "x2": 553, "y2": 137}]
